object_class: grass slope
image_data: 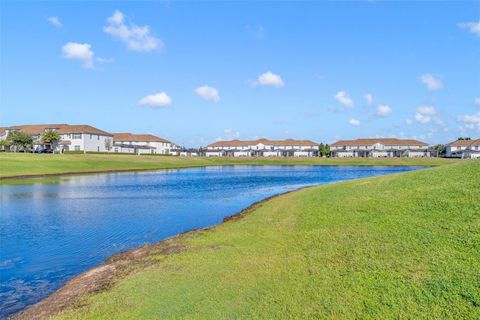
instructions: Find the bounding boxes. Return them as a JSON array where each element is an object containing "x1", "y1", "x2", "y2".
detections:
[
  {"x1": 0, "y1": 153, "x2": 456, "y2": 179},
  {"x1": 51, "y1": 161, "x2": 479, "y2": 319}
]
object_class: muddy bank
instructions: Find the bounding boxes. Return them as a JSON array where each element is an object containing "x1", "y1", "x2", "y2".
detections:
[{"x1": 12, "y1": 186, "x2": 310, "y2": 319}]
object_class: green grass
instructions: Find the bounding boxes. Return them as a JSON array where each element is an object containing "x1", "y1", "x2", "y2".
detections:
[
  {"x1": 52, "y1": 160, "x2": 479, "y2": 319},
  {"x1": 0, "y1": 153, "x2": 456, "y2": 179}
]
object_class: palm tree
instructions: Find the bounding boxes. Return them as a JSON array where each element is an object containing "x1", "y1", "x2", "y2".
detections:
[{"x1": 41, "y1": 129, "x2": 61, "y2": 151}]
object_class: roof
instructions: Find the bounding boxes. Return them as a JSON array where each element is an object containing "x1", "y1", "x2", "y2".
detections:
[
  {"x1": 207, "y1": 138, "x2": 319, "y2": 148},
  {"x1": 113, "y1": 133, "x2": 171, "y2": 143},
  {"x1": 331, "y1": 138, "x2": 428, "y2": 147},
  {"x1": 0, "y1": 127, "x2": 5, "y2": 135},
  {"x1": 5, "y1": 124, "x2": 113, "y2": 136},
  {"x1": 113, "y1": 143, "x2": 155, "y2": 149},
  {"x1": 446, "y1": 139, "x2": 480, "y2": 147}
]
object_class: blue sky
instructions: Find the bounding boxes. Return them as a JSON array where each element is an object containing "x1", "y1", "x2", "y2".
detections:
[{"x1": 1, "y1": 1, "x2": 479, "y2": 147}]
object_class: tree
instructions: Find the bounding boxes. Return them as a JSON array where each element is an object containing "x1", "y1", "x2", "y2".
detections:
[
  {"x1": 319, "y1": 143, "x2": 331, "y2": 157},
  {"x1": 0, "y1": 139, "x2": 7, "y2": 151},
  {"x1": 7, "y1": 131, "x2": 33, "y2": 152},
  {"x1": 41, "y1": 129, "x2": 61, "y2": 143},
  {"x1": 457, "y1": 137, "x2": 471, "y2": 141},
  {"x1": 431, "y1": 144, "x2": 446, "y2": 157},
  {"x1": 41, "y1": 129, "x2": 61, "y2": 151}
]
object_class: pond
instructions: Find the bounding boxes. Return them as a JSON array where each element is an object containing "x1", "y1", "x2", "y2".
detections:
[{"x1": 0, "y1": 165, "x2": 424, "y2": 318}]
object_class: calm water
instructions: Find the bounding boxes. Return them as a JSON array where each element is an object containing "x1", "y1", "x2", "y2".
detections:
[{"x1": 0, "y1": 165, "x2": 424, "y2": 318}]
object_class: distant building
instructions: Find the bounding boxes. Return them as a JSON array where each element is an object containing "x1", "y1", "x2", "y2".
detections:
[
  {"x1": 112, "y1": 133, "x2": 177, "y2": 155},
  {"x1": 171, "y1": 148, "x2": 199, "y2": 157},
  {"x1": 203, "y1": 139, "x2": 319, "y2": 157},
  {"x1": 330, "y1": 138, "x2": 431, "y2": 158},
  {"x1": 445, "y1": 139, "x2": 480, "y2": 158},
  {"x1": 0, "y1": 124, "x2": 113, "y2": 152}
]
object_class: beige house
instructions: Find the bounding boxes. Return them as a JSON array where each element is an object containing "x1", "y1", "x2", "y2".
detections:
[
  {"x1": 330, "y1": 138, "x2": 430, "y2": 158},
  {"x1": 112, "y1": 133, "x2": 178, "y2": 155},
  {"x1": 0, "y1": 124, "x2": 113, "y2": 152},
  {"x1": 445, "y1": 139, "x2": 480, "y2": 158},
  {"x1": 203, "y1": 139, "x2": 319, "y2": 157}
]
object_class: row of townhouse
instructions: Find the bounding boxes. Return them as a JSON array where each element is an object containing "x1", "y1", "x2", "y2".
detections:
[
  {"x1": 445, "y1": 139, "x2": 480, "y2": 159},
  {"x1": 330, "y1": 138, "x2": 480, "y2": 159},
  {"x1": 203, "y1": 139, "x2": 319, "y2": 157},
  {"x1": 330, "y1": 138, "x2": 432, "y2": 158},
  {"x1": 111, "y1": 133, "x2": 177, "y2": 155},
  {"x1": 0, "y1": 124, "x2": 179, "y2": 154},
  {"x1": 1, "y1": 123, "x2": 478, "y2": 159}
]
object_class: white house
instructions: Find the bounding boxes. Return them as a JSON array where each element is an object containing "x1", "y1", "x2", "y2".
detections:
[
  {"x1": 203, "y1": 139, "x2": 319, "y2": 157},
  {"x1": 330, "y1": 138, "x2": 431, "y2": 158},
  {"x1": 112, "y1": 133, "x2": 177, "y2": 155},
  {"x1": 1, "y1": 124, "x2": 113, "y2": 152},
  {"x1": 445, "y1": 139, "x2": 480, "y2": 158}
]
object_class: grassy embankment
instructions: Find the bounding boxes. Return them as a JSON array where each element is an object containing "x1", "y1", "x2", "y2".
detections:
[
  {"x1": 23, "y1": 160, "x2": 478, "y2": 319},
  {"x1": 0, "y1": 152, "x2": 456, "y2": 179}
]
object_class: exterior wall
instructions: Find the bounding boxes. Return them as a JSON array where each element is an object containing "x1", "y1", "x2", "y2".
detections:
[
  {"x1": 233, "y1": 151, "x2": 251, "y2": 157},
  {"x1": 113, "y1": 141, "x2": 173, "y2": 154},
  {"x1": 446, "y1": 146, "x2": 466, "y2": 158},
  {"x1": 81, "y1": 133, "x2": 113, "y2": 152},
  {"x1": 263, "y1": 151, "x2": 281, "y2": 157},
  {"x1": 335, "y1": 151, "x2": 355, "y2": 157},
  {"x1": 406, "y1": 151, "x2": 430, "y2": 158},
  {"x1": 294, "y1": 151, "x2": 313, "y2": 157},
  {"x1": 205, "y1": 151, "x2": 223, "y2": 157},
  {"x1": 371, "y1": 151, "x2": 389, "y2": 158},
  {"x1": 179, "y1": 152, "x2": 198, "y2": 157}
]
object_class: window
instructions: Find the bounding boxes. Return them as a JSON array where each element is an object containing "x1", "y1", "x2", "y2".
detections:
[
  {"x1": 115, "y1": 148, "x2": 118, "y2": 153},
  {"x1": 72, "y1": 133, "x2": 81, "y2": 139},
  {"x1": 74, "y1": 146, "x2": 80, "y2": 151},
  {"x1": 97, "y1": 135, "x2": 100, "y2": 140},
  {"x1": 97, "y1": 146, "x2": 100, "y2": 152}
]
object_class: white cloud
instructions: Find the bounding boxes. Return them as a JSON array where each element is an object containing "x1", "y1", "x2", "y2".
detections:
[
  {"x1": 349, "y1": 118, "x2": 360, "y2": 126},
  {"x1": 405, "y1": 118, "x2": 413, "y2": 125},
  {"x1": 96, "y1": 57, "x2": 115, "y2": 63},
  {"x1": 376, "y1": 104, "x2": 392, "y2": 117},
  {"x1": 103, "y1": 10, "x2": 163, "y2": 52},
  {"x1": 458, "y1": 112, "x2": 480, "y2": 130},
  {"x1": 138, "y1": 92, "x2": 171, "y2": 107},
  {"x1": 458, "y1": 21, "x2": 480, "y2": 37},
  {"x1": 62, "y1": 42, "x2": 94, "y2": 68},
  {"x1": 334, "y1": 91, "x2": 354, "y2": 107},
  {"x1": 420, "y1": 74, "x2": 444, "y2": 90},
  {"x1": 253, "y1": 71, "x2": 284, "y2": 87},
  {"x1": 48, "y1": 16, "x2": 62, "y2": 27},
  {"x1": 364, "y1": 93, "x2": 373, "y2": 106},
  {"x1": 415, "y1": 105, "x2": 437, "y2": 124},
  {"x1": 195, "y1": 85, "x2": 220, "y2": 102},
  {"x1": 474, "y1": 97, "x2": 480, "y2": 107}
]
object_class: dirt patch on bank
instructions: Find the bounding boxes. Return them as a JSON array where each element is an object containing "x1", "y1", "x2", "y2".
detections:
[{"x1": 12, "y1": 239, "x2": 186, "y2": 320}]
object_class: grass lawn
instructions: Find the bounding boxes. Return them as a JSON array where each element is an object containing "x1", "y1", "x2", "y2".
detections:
[
  {"x1": 0, "y1": 152, "x2": 457, "y2": 179},
  {"x1": 39, "y1": 160, "x2": 479, "y2": 319}
]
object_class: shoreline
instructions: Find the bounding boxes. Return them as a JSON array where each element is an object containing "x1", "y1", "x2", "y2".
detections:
[
  {"x1": 0, "y1": 160, "x2": 445, "y2": 181},
  {"x1": 11, "y1": 185, "x2": 314, "y2": 320}
]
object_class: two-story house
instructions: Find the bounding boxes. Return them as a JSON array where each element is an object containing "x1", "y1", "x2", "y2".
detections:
[
  {"x1": 445, "y1": 139, "x2": 480, "y2": 158},
  {"x1": 1, "y1": 124, "x2": 113, "y2": 152}
]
